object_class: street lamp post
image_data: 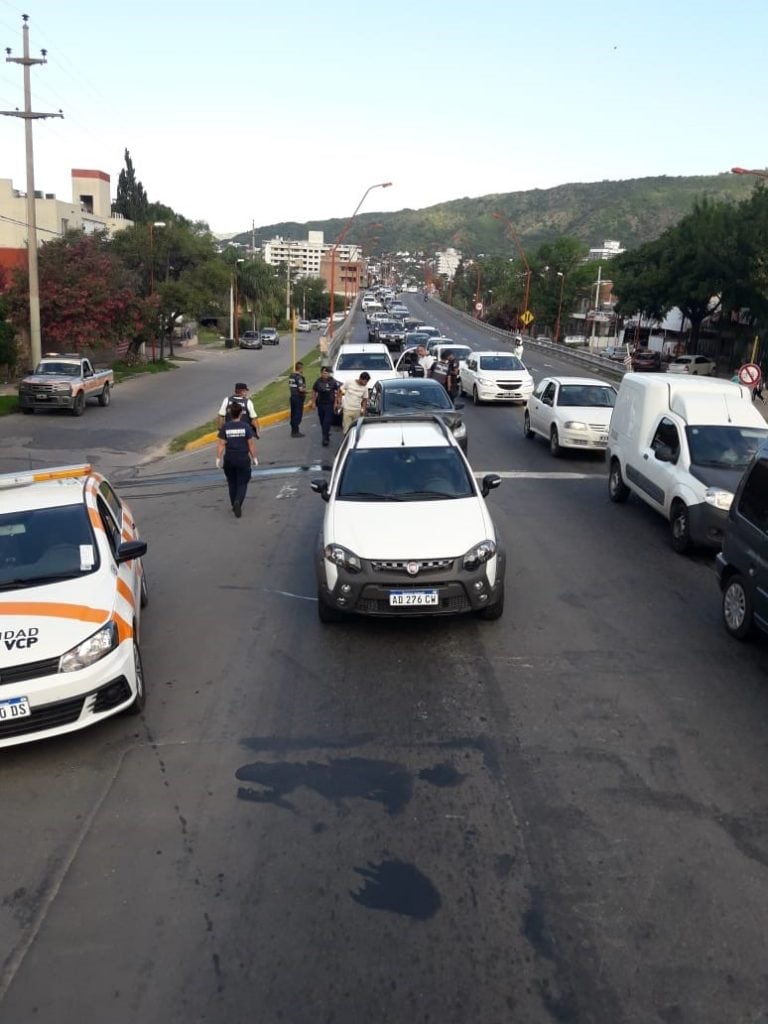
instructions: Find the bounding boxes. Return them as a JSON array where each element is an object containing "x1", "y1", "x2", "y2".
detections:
[
  {"x1": 329, "y1": 182, "x2": 392, "y2": 338},
  {"x1": 590, "y1": 265, "x2": 603, "y2": 344},
  {"x1": 553, "y1": 271, "x2": 565, "y2": 343},
  {"x1": 492, "y1": 211, "x2": 532, "y2": 332},
  {"x1": 230, "y1": 258, "x2": 244, "y2": 343}
]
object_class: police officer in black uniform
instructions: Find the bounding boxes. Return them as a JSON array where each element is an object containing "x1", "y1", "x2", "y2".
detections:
[
  {"x1": 310, "y1": 366, "x2": 341, "y2": 447},
  {"x1": 289, "y1": 361, "x2": 306, "y2": 437},
  {"x1": 216, "y1": 402, "x2": 258, "y2": 518}
]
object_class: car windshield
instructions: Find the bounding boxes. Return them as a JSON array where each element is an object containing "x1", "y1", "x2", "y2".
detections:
[
  {"x1": 336, "y1": 354, "x2": 393, "y2": 371},
  {"x1": 35, "y1": 362, "x2": 80, "y2": 376},
  {"x1": 0, "y1": 504, "x2": 98, "y2": 588},
  {"x1": 686, "y1": 425, "x2": 768, "y2": 469},
  {"x1": 382, "y1": 386, "x2": 453, "y2": 411},
  {"x1": 557, "y1": 385, "x2": 616, "y2": 407},
  {"x1": 440, "y1": 348, "x2": 471, "y2": 361},
  {"x1": 478, "y1": 356, "x2": 524, "y2": 371},
  {"x1": 671, "y1": 357, "x2": 691, "y2": 365},
  {"x1": 337, "y1": 446, "x2": 475, "y2": 501}
]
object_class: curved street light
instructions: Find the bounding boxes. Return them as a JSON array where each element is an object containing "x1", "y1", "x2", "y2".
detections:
[
  {"x1": 329, "y1": 182, "x2": 392, "y2": 337},
  {"x1": 491, "y1": 211, "x2": 532, "y2": 332},
  {"x1": 553, "y1": 271, "x2": 565, "y2": 343}
]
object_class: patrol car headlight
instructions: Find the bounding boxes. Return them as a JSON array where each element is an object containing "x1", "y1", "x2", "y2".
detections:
[
  {"x1": 704, "y1": 487, "x2": 734, "y2": 511},
  {"x1": 60, "y1": 621, "x2": 118, "y2": 672},
  {"x1": 324, "y1": 544, "x2": 362, "y2": 574},
  {"x1": 564, "y1": 421, "x2": 587, "y2": 430},
  {"x1": 463, "y1": 539, "x2": 497, "y2": 571}
]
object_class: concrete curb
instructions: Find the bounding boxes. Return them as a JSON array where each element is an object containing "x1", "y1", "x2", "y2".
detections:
[{"x1": 185, "y1": 405, "x2": 311, "y2": 451}]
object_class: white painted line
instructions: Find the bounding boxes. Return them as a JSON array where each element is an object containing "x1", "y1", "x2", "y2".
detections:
[{"x1": 276, "y1": 483, "x2": 299, "y2": 500}]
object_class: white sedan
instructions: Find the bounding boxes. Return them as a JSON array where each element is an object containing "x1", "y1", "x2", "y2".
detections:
[
  {"x1": 297, "y1": 319, "x2": 311, "y2": 333},
  {"x1": 667, "y1": 354, "x2": 717, "y2": 376},
  {"x1": 460, "y1": 351, "x2": 534, "y2": 404},
  {"x1": 524, "y1": 376, "x2": 617, "y2": 456}
]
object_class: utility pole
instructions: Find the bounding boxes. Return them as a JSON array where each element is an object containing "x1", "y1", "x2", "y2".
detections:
[
  {"x1": 285, "y1": 260, "x2": 292, "y2": 325},
  {"x1": 590, "y1": 264, "x2": 603, "y2": 344},
  {"x1": 2, "y1": 15, "x2": 63, "y2": 367}
]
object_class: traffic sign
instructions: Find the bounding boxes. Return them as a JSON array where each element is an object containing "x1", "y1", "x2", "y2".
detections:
[
  {"x1": 738, "y1": 363, "x2": 762, "y2": 387},
  {"x1": 520, "y1": 310, "x2": 534, "y2": 326},
  {"x1": 475, "y1": 302, "x2": 483, "y2": 311}
]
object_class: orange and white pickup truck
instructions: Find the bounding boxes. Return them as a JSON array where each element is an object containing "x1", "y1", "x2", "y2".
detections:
[{"x1": 18, "y1": 354, "x2": 114, "y2": 416}]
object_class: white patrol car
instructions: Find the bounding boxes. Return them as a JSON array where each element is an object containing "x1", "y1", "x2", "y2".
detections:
[{"x1": 0, "y1": 464, "x2": 148, "y2": 748}]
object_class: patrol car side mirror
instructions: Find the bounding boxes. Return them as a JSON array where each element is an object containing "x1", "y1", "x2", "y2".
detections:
[
  {"x1": 311, "y1": 478, "x2": 329, "y2": 502},
  {"x1": 116, "y1": 539, "x2": 148, "y2": 563},
  {"x1": 481, "y1": 473, "x2": 502, "y2": 497}
]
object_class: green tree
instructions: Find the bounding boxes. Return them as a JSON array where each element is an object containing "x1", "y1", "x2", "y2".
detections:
[
  {"x1": 0, "y1": 272, "x2": 18, "y2": 375},
  {"x1": 113, "y1": 148, "x2": 149, "y2": 222}
]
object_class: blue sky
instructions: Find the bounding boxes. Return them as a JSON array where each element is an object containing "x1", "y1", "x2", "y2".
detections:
[{"x1": 0, "y1": 0, "x2": 766, "y2": 236}]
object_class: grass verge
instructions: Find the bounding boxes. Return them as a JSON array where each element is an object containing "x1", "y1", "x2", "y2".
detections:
[
  {"x1": 169, "y1": 345, "x2": 322, "y2": 452},
  {"x1": 0, "y1": 395, "x2": 19, "y2": 416},
  {"x1": 112, "y1": 358, "x2": 179, "y2": 383}
]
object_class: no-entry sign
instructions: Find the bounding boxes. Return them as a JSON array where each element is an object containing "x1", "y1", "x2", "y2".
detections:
[{"x1": 738, "y1": 363, "x2": 762, "y2": 387}]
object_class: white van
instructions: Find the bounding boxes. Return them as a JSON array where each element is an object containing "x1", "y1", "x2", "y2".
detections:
[{"x1": 606, "y1": 374, "x2": 768, "y2": 552}]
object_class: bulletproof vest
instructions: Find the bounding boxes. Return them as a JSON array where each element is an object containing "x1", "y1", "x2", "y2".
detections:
[{"x1": 226, "y1": 394, "x2": 249, "y2": 421}]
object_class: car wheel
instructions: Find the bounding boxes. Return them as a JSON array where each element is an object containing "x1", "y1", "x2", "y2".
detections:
[
  {"x1": 72, "y1": 391, "x2": 85, "y2": 417},
  {"x1": 140, "y1": 567, "x2": 149, "y2": 608},
  {"x1": 670, "y1": 500, "x2": 692, "y2": 554},
  {"x1": 317, "y1": 591, "x2": 346, "y2": 623},
  {"x1": 472, "y1": 386, "x2": 482, "y2": 406},
  {"x1": 125, "y1": 638, "x2": 146, "y2": 715},
  {"x1": 523, "y1": 411, "x2": 534, "y2": 438},
  {"x1": 608, "y1": 458, "x2": 629, "y2": 502},
  {"x1": 722, "y1": 573, "x2": 755, "y2": 640},
  {"x1": 22, "y1": 407, "x2": 33, "y2": 415},
  {"x1": 477, "y1": 588, "x2": 505, "y2": 620},
  {"x1": 98, "y1": 383, "x2": 110, "y2": 407},
  {"x1": 549, "y1": 427, "x2": 562, "y2": 457},
  {"x1": 460, "y1": 381, "x2": 466, "y2": 397}
]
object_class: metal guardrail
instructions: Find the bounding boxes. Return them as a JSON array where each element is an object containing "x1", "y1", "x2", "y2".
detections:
[
  {"x1": 427, "y1": 295, "x2": 628, "y2": 381},
  {"x1": 327, "y1": 295, "x2": 362, "y2": 366}
]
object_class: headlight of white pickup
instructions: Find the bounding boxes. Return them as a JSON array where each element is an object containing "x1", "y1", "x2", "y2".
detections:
[
  {"x1": 59, "y1": 621, "x2": 118, "y2": 672},
  {"x1": 324, "y1": 544, "x2": 362, "y2": 573},
  {"x1": 564, "y1": 421, "x2": 587, "y2": 430},
  {"x1": 463, "y1": 539, "x2": 497, "y2": 571},
  {"x1": 704, "y1": 487, "x2": 734, "y2": 511}
]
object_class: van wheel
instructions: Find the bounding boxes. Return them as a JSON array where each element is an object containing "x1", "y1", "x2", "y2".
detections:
[
  {"x1": 72, "y1": 392, "x2": 85, "y2": 417},
  {"x1": 549, "y1": 427, "x2": 562, "y2": 457},
  {"x1": 608, "y1": 458, "x2": 629, "y2": 502},
  {"x1": 722, "y1": 573, "x2": 755, "y2": 639},
  {"x1": 477, "y1": 589, "x2": 504, "y2": 620},
  {"x1": 523, "y1": 411, "x2": 534, "y2": 438},
  {"x1": 98, "y1": 383, "x2": 110, "y2": 407},
  {"x1": 473, "y1": 386, "x2": 482, "y2": 406},
  {"x1": 125, "y1": 638, "x2": 146, "y2": 714},
  {"x1": 670, "y1": 500, "x2": 692, "y2": 553}
]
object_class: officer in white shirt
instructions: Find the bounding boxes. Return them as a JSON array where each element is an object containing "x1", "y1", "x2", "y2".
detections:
[{"x1": 218, "y1": 382, "x2": 259, "y2": 436}]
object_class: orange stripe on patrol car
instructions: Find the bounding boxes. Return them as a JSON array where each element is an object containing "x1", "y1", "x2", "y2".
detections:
[
  {"x1": 0, "y1": 602, "x2": 108, "y2": 624},
  {"x1": 111, "y1": 611, "x2": 133, "y2": 644},
  {"x1": 116, "y1": 577, "x2": 135, "y2": 607}
]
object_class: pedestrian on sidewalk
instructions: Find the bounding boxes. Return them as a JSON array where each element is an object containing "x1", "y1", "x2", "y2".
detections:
[
  {"x1": 216, "y1": 401, "x2": 258, "y2": 518},
  {"x1": 311, "y1": 366, "x2": 341, "y2": 447},
  {"x1": 289, "y1": 361, "x2": 307, "y2": 437},
  {"x1": 340, "y1": 371, "x2": 370, "y2": 433}
]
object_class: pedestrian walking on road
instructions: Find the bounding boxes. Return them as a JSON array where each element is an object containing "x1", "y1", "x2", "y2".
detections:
[
  {"x1": 218, "y1": 382, "x2": 260, "y2": 436},
  {"x1": 340, "y1": 371, "x2": 370, "y2": 433},
  {"x1": 289, "y1": 362, "x2": 307, "y2": 437},
  {"x1": 216, "y1": 402, "x2": 258, "y2": 518},
  {"x1": 311, "y1": 366, "x2": 341, "y2": 447}
]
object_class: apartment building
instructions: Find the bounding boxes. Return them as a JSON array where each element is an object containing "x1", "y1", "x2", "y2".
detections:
[{"x1": 261, "y1": 230, "x2": 361, "y2": 278}]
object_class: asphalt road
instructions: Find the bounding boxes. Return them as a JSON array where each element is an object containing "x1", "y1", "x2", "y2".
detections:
[{"x1": 1, "y1": 302, "x2": 768, "y2": 1023}]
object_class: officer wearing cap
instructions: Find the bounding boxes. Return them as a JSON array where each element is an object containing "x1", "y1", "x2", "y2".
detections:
[
  {"x1": 310, "y1": 366, "x2": 341, "y2": 447},
  {"x1": 218, "y1": 382, "x2": 260, "y2": 436}
]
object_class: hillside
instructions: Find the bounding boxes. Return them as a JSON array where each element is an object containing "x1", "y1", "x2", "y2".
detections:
[{"x1": 235, "y1": 173, "x2": 756, "y2": 255}]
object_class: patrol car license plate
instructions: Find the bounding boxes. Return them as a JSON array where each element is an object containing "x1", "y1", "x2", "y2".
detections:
[
  {"x1": 389, "y1": 590, "x2": 439, "y2": 607},
  {"x1": 0, "y1": 696, "x2": 31, "y2": 720}
]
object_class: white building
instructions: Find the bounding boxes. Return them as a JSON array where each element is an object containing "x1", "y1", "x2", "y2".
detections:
[
  {"x1": 586, "y1": 239, "x2": 625, "y2": 262},
  {"x1": 261, "y1": 231, "x2": 361, "y2": 278},
  {"x1": 435, "y1": 247, "x2": 462, "y2": 279}
]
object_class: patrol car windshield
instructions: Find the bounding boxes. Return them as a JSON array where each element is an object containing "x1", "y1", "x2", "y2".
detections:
[
  {"x1": 686, "y1": 425, "x2": 768, "y2": 469},
  {"x1": 557, "y1": 385, "x2": 616, "y2": 407},
  {"x1": 479, "y1": 356, "x2": 525, "y2": 371},
  {"x1": 336, "y1": 354, "x2": 394, "y2": 371},
  {"x1": 381, "y1": 385, "x2": 453, "y2": 411},
  {"x1": 337, "y1": 447, "x2": 475, "y2": 501},
  {"x1": 35, "y1": 362, "x2": 80, "y2": 376},
  {"x1": 0, "y1": 505, "x2": 98, "y2": 588}
]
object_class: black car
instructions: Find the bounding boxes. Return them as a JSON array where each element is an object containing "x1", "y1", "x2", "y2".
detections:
[
  {"x1": 260, "y1": 327, "x2": 279, "y2": 346},
  {"x1": 373, "y1": 319, "x2": 405, "y2": 352},
  {"x1": 717, "y1": 442, "x2": 768, "y2": 640},
  {"x1": 239, "y1": 330, "x2": 262, "y2": 350},
  {"x1": 366, "y1": 378, "x2": 468, "y2": 452}
]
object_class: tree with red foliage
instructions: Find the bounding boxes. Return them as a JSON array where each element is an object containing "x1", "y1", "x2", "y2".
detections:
[{"x1": 5, "y1": 231, "x2": 153, "y2": 353}]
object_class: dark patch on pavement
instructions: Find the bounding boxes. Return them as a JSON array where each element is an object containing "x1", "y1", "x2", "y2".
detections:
[
  {"x1": 350, "y1": 859, "x2": 441, "y2": 920},
  {"x1": 417, "y1": 760, "x2": 466, "y2": 787}
]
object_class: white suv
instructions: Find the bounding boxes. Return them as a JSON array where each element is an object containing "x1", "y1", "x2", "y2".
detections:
[
  {"x1": 461, "y1": 350, "x2": 534, "y2": 404},
  {"x1": 311, "y1": 416, "x2": 506, "y2": 621}
]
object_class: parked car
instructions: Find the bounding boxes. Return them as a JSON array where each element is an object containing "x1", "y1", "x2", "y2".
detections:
[
  {"x1": 460, "y1": 351, "x2": 534, "y2": 405},
  {"x1": 260, "y1": 327, "x2": 279, "y2": 346},
  {"x1": 309, "y1": 319, "x2": 320, "y2": 331},
  {"x1": 717, "y1": 440, "x2": 768, "y2": 639},
  {"x1": 524, "y1": 376, "x2": 617, "y2": 457},
  {"x1": 607, "y1": 374, "x2": 768, "y2": 552},
  {"x1": 18, "y1": 354, "x2": 113, "y2": 416},
  {"x1": 239, "y1": 330, "x2": 262, "y2": 350},
  {"x1": 310, "y1": 416, "x2": 504, "y2": 621},
  {"x1": 631, "y1": 348, "x2": 662, "y2": 372},
  {"x1": 602, "y1": 345, "x2": 630, "y2": 362},
  {"x1": 297, "y1": 319, "x2": 311, "y2": 333},
  {"x1": 366, "y1": 377, "x2": 468, "y2": 452},
  {"x1": 667, "y1": 354, "x2": 717, "y2": 376}
]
